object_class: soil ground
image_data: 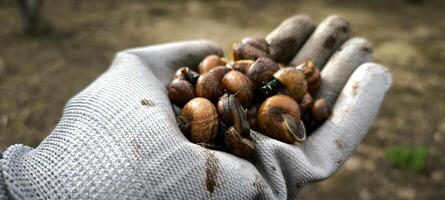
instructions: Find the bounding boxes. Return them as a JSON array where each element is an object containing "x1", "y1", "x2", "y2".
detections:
[{"x1": 0, "y1": 0, "x2": 444, "y2": 199}]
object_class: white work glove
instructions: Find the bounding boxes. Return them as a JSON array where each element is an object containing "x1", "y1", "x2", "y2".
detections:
[{"x1": 0, "y1": 15, "x2": 391, "y2": 199}]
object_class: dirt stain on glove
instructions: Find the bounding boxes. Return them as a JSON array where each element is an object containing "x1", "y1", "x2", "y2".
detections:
[
  {"x1": 204, "y1": 149, "x2": 219, "y2": 194},
  {"x1": 351, "y1": 82, "x2": 360, "y2": 96},
  {"x1": 323, "y1": 35, "x2": 337, "y2": 49},
  {"x1": 335, "y1": 139, "x2": 348, "y2": 151},
  {"x1": 140, "y1": 99, "x2": 155, "y2": 107}
]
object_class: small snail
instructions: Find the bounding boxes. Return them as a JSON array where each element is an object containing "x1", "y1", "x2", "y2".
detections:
[
  {"x1": 259, "y1": 67, "x2": 307, "y2": 102},
  {"x1": 222, "y1": 70, "x2": 255, "y2": 108},
  {"x1": 174, "y1": 66, "x2": 200, "y2": 85},
  {"x1": 299, "y1": 93, "x2": 313, "y2": 113},
  {"x1": 217, "y1": 93, "x2": 254, "y2": 158},
  {"x1": 195, "y1": 66, "x2": 230, "y2": 102},
  {"x1": 178, "y1": 98, "x2": 219, "y2": 145},
  {"x1": 296, "y1": 60, "x2": 321, "y2": 95},
  {"x1": 217, "y1": 93, "x2": 250, "y2": 138},
  {"x1": 224, "y1": 127, "x2": 255, "y2": 158},
  {"x1": 301, "y1": 98, "x2": 331, "y2": 133},
  {"x1": 232, "y1": 37, "x2": 269, "y2": 61},
  {"x1": 217, "y1": 93, "x2": 233, "y2": 126},
  {"x1": 168, "y1": 79, "x2": 196, "y2": 107},
  {"x1": 229, "y1": 60, "x2": 254, "y2": 74},
  {"x1": 198, "y1": 55, "x2": 227, "y2": 74},
  {"x1": 247, "y1": 57, "x2": 280, "y2": 87},
  {"x1": 257, "y1": 95, "x2": 306, "y2": 143},
  {"x1": 312, "y1": 98, "x2": 331, "y2": 123}
]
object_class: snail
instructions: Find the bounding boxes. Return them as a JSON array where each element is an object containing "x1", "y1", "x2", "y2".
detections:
[
  {"x1": 195, "y1": 66, "x2": 230, "y2": 102},
  {"x1": 229, "y1": 60, "x2": 254, "y2": 74},
  {"x1": 178, "y1": 98, "x2": 219, "y2": 145},
  {"x1": 217, "y1": 93, "x2": 254, "y2": 158},
  {"x1": 299, "y1": 93, "x2": 313, "y2": 113},
  {"x1": 217, "y1": 93, "x2": 250, "y2": 138},
  {"x1": 167, "y1": 79, "x2": 196, "y2": 107},
  {"x1": 257, "y1": 95, "x2": 306, "y2": 143},
  {"x1": 247, "y1": 57, "x2": 280, "y2": 87},
  {"x1": 301, "y1": 98, "x2": 331, "y2": 133},
  {"x1": 259, "y1": 67, "x2": 307, "y2": 102},
  {"x1": 224, "y1": 127, "x2": 255, "y2": 158},
  {"x1": 296, "y1": 60, "x2": 321, "y2": 95},
  {"x1": 232, "y1": 37, "x2": 269, "y2": 61},
  {"x1": 312, "y1": 98, "x2": 331, "y2": 123},
  {"x1": 174, "y1": 66, "x2": 200, "y2": 85},
  {"x1": 198, "y1": 55, "x2": 227, "y2": 74},
  {"x1": 222, "y1": 70, "x2": 255, "y2": 108}
]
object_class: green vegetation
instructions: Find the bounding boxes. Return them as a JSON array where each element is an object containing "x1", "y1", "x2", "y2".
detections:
[{"x1": 385, "y1": 146, "x2": 429, "y2": 173}]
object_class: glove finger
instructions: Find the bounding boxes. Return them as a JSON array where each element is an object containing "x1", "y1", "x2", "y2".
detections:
[
  {"x1": 315, "y1": 37, "x2": 373, "y2": 105},
  {"x1": 265, "y1": 15, "x2": 316, "y2": 64},
  {"x1": 124, "y1": 40, "x2": 223, "y2": 86},
  {"x1": 290, "y1": 15, "x2": 351, "y2": 68},
  {"x1": 302, "y1": 63, "x2": 391, "y2": 179}
]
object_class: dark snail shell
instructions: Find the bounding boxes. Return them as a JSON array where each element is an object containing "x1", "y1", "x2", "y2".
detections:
[{"x1": 167, "y1": 79, "x2": 195, "y2": 107}]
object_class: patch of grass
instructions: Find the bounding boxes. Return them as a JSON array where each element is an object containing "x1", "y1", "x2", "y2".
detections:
[{"x1": 385, "y1": 146, "x2": 429, "y2": 174}]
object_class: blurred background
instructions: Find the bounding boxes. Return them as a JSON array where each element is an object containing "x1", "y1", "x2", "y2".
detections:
[{"x1": 0, "y1": 0, "x2": 444, "y2": 199}]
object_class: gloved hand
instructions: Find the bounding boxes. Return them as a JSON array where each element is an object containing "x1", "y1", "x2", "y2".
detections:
[{"x1": 0, "y1": 15, "x2": 391, "y2": 199}]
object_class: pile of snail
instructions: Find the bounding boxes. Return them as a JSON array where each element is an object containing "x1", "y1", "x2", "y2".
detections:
[{"x1": 168, "y1": 37, "x2": 331, "y2": 158}]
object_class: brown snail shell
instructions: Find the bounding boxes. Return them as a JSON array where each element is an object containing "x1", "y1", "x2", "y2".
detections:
[
  {"x1": 229, "y1": 60, "x2": 254, "y2": 74},
  {"x1": 217, "y1": 93, "x2": 250, "y2": 138},
  {"x1": 296, "y1": 60, "x2": 321, "y2": 95},
  {"x1": 222, "y1": 70, "x2": 254, "y2": 108},
  {"x1": 224, "y1": 127, "x2": 255, "y2": 158},
  {"x1": 273, "y1": 67, "x2": 307, "y2": 102},
  {"x1": 217, "y1": 93, "x2": 232, "y2": 125},
  {"x1": 179, "y1": 97, "x2": 219, "y2": 144},
  {"x1": 299, "y1": 93, "x2": 313, "y2": 113},
  {"x1": 167, "y1": 79, "x2": 195, "y2": 107},
  {"x1": 232, "y1": 37, "x2": 269, "y2": 61},
  {"x1": 195, "y1": 66, "x2": 230, "y2": 102},
  {"x1": 247, "y1": 57, "x2": 280, "y2": 87},
  {"x1": 198, "y1": 55, "x2": 227, "y2": 74},
  {"x1": 312, "y1": 98, "x2": 331, "y2": 123},
  {"x1": 257, "y1": 95, "x2": 306, "y2": 143}
]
